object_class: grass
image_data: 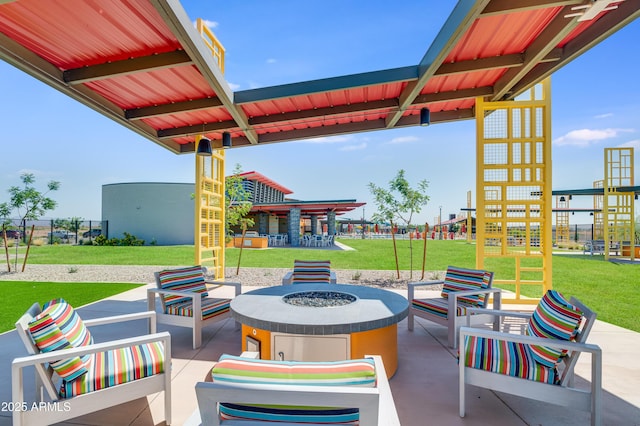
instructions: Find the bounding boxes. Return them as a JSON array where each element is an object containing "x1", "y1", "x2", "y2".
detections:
[
  {"x1": 4, "y1": 238, "x2": 640, "y2": 332},
  {"x1": 1, "y1": 282, "x2": 142, "y2": 333}
]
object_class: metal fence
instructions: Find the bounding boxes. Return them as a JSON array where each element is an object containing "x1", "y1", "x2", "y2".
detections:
[{"x1": 1, "y1": 218, "x2": 107, "y2": 245}]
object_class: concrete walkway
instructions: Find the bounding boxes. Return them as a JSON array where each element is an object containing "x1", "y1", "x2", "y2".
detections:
[{"x1": 1, "y1": 285, "x2": 638, "y2": 425}]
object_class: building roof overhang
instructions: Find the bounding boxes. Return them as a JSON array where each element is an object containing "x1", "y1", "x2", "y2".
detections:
[
  {"x1": 0, "y1": 1, "x2": 637, "y2": 153},
  {"x1": 250, "y1": 200, "x2": 365, "y2": 217}
]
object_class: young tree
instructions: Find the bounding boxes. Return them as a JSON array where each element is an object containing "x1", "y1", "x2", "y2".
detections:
[
  {"x1": 225, "y1": 164, "x2": 254, "y2": 241},
  {"x1": 368, "y1": 170, "x2": 429, "y2": 279},
  {"x1": 0, "y1": 173, "x2": 60, "y2": 271}
]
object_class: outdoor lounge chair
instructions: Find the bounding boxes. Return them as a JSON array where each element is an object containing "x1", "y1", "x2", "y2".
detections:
[
  {"x1": 148, "y1": 265, "x2": 241, "y2": 349},
  {"x1": 282, "y1": 259, "x2": 337, "y2": 285},
  {"x1": 13, "y1": 299, "x2": 171, "y2": 426},
  {"x1": 187, "y1": 352, "x2": 400, "y2": 426},
  {"x1": 407, "y1": 266, "x2": 501, "y2": 348},
  {"x1": 459, "y1": 290, "x2": 601, "y2": 426}
]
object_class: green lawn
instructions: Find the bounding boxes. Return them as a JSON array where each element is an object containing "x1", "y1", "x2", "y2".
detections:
[
  {"x1": 4, "y1": 238, "x2": 639, "y2": 332},
  {"x1": 0, "y1": 282, "x2": 142, "y2": 333}
]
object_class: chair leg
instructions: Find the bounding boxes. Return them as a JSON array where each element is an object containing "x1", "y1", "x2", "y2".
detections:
[{"x1": 407, "y1": 312, "x2": 414, "y2": 331}]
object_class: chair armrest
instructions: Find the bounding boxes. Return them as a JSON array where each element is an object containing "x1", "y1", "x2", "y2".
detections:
[
  {"x1": 83, "y1": 310, "x2": 156, "y2": 327},
  {"x1": 465, "y1": 307, "x2": 532, "y2": 319},
  {"x1": 407, "y1": 280, "x2": 443, "y2": 300},
  {"x1": 458, "y1": 327, "x2": 601, "y2": 355},
  {"x1": 205, "y1": 280, "x2": 242, "y2": 296},
  {"x1": 282, "y1": 271, "x2": 293, "y2": 285},
  {"x1": 148, "y1": 287, "x2": 200, "y2": 299},
  {"x1": 12, "y1": 331, "x2": 172, "y2": 369}
]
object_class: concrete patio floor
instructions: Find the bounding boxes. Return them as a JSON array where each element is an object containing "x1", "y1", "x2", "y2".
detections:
[{"x1": 1, "y1": 284, "x2": 638, "y2": 426}]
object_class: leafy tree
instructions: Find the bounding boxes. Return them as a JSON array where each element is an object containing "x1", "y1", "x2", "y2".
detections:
[
  {"x1": 225, "y1": 164, "x2": 254, "y2": 242},
  {"x1": 0, "y1": 173, "x2": 60, "y2": 271},
  {"x1": 368, "y1": 169, "x2": 429, "y2": 279}
]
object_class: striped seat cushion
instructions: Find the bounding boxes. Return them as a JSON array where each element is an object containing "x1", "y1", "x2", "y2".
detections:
[
  {"x1": 411, "y1": 297, "x2": 475, "y2": 319},
  {"x1": 440, "y1": 266, "x2": 492, "y2": 307},
  {"x1": 291, "y1": 260, "x2": 331, "y2": 284},
  {"x1": 211, "y1": 354, "x2": 377, "y2": 424},
  {"x1": 165, "y1": 297, "x2": 231, "y2": 320},
  {"x1": 28, "y1": 299, "x2": 93, "y2": 382},
  {"x1": 59, "y1": 341, "x2": 166, "y2": 398},
  {"x1": 525, "y1": 290, "x2": 583, "y2": 368},
  {"x1": 157, "y1": 266, "x2": 208, "y2": 307},
  {"x1": 462, "y1": 335, "x2": 558, "y2": 384}
]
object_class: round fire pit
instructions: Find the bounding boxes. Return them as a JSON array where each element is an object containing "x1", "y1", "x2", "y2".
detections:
[{"x1": 283, "y1": 291, "x2": 357, "y2": 307}]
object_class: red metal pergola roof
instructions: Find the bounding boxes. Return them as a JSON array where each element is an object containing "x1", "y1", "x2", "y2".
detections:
[
  {"x1": 251, "y1": 200, "x2": 366, "y2": 218},
  {"x1": 0, "y1": 0, "x2": 638, "y2": 154}
]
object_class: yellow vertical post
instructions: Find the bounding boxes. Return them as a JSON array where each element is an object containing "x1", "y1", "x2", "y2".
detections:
[
  {"x1": 476, "y1": 78, "x2": 552, "y2": 304},
  {"x1": 194, "y1": 139, "x2": 226, "y2": 280}
]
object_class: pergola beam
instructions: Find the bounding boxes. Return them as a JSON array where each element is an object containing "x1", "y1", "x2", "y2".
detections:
[
  {"x1": 63, "y1": 50, "x2": 192, "y2": 84},
  {"x1": 125, "y1": 97, "x2": 224, "y2": 120}
]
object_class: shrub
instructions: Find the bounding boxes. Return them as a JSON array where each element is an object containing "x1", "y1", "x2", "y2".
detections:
[{"x1": 93, "y1": 232, "x2": 145, "y2": 246}]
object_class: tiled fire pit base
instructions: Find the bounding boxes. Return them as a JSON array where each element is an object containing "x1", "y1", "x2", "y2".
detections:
[{"x1": 231, "y1": 283, "x2": 409, "y2": 377}]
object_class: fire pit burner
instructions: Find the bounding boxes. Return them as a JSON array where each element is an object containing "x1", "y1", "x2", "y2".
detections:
[{"x1": 283, "y1": 291, "x2": 357, "y2": 307}]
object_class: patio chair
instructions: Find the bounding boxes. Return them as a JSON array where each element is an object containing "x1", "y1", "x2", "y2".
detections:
[
  {"x1": 148, "y1": 266, "x2": 241, "y2": 349},
  {"x1": 13, "y1": 299, "x2": 171, "y2": 426},
  {"x1": 188, "y1": 352, "x2": 400, "y2": 426},
  {"x1": 407, "y1": 266, "x2": 501, "y2": 348},
  {"x1": 281, "y1": 259, "x2": 337, "y2": 285},
  {"x1": 459, "y1": 290, "x2": 601, "y2": 426}
]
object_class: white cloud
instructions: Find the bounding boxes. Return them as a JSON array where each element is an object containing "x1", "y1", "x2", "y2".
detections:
[
  {"x1": 195, "y1": 19, "x2": 218, "y2": 29},
  {"x1": 553, "y1": 128, "x2": 633, "y2": 147},
  {"x1": 617, "y1": 139, "x2": 640, "y2": 149},
  {"x1": 266, "y1": 58, "x2": 277, "y2": 64},
  {"x1": 387, "y1": 136, "x2": 419, "y2": 144},
  {"x1": 228, "y1": 82, "x2": 241, "y2": 91},
  {"x1": 595, "y1": 113, "x2": 613, "y2": 119},
  {"x1": 339, "y1": 143, "x2": 367, "y2": 152},
  {"x1": 303, "y1": 135, "x2": 353, "y2": 144}
]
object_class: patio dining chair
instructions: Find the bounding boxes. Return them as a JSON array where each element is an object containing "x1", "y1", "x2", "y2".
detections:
[
  {"x1": 148, "y1": 266, "x2": 241, "y2": 349},
  {"x1": 459, "y1": 290, "x2": 601, "y2": 426},
  {"x1": 408, "y1": 266, "x2": 501, "y2": 348},
  {"x1": 282, "y1": 259, "x2": 337, "y2": 285},
  {"x1": 13, "y1": 299, "x2": 171, "y2": 426}
]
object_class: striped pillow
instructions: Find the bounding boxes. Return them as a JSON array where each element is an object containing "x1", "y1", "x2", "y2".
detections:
[
  {"x1": 525, "y1": 290, "x2": 583, "y2": 368},
  {"x1": 42, "y1": 299, "x2": 93, "y2": 348},
  {"x1": 211, "y1": 355, "x2": 376, "y2": 424},
  {"x1": 291, "y1": 260, "x2": 331, "y2": 284},
  {"x1": 157, "y1": 266, "x2": 208, "y2": 307},
  {"x1": 28, "y1": 314, "x2": 88, "y2": 381},
  {"x1": 440, "y1": 266, "x2": 492, "y2": 307}
]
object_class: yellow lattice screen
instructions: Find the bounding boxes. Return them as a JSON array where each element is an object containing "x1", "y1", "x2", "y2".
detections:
[
  {"x1": 475, "y1": 79, "x2": 552, "y2": 304},
  {"x1": 555, "y1": 196, "x2": 570, "y2": 245},
  {"x1": 195, "y1": 143, "x2": 225, "y2": 280},
  {"x1": 603, "y1": 148, "x2": 634, "y2": 260}
]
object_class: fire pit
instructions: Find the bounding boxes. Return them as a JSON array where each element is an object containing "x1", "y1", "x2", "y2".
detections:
[
  {"x1": 283, "y1": 291, "x2": 357, "y2": 307},
  {"x1": 231, "y1": 283, "x2": 409, "y2": 378}
]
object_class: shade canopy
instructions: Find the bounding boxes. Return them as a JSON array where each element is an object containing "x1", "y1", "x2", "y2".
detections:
[{"x1": 0, "y1": 1, "x2": 637, "y2": 153}]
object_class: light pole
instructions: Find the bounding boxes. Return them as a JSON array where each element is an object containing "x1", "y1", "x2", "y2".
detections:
[{"x1": 439, "y1": 205, "x2": 443, "y2": 240}]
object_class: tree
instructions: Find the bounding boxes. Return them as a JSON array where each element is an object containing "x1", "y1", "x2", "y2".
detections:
[
  {"x1": 0, "y1": 173, "x2": 60, "y2": 271},
  {"x1": 368, "y1": 170, "x2": 429, "y2": 279},
  {"x1": 225, "y1": 164, "x2": 254, "y2": 242}
]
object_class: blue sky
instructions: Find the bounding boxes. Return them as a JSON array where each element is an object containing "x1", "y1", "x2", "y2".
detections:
[{"x1": 1, "y1": 1, "x2": 639, "y2": 226}]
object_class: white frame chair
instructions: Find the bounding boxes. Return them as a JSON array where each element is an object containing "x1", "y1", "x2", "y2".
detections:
[
  {"x1": 407, "y1": 266, "x2": 501, "y2": 348},
  {"x1": 13, "y1": 303, "x2": 172, "y2": 426},
  {"x1": 459, "y1": 297, "x2": 602, "y2": 426},
  {"x1": 148, "y1": 266, "x2": 241, "y2": 349},
  {"x1": 188, "y1": 354, "x2": 399, "y2": 426},
  {"x1": 281, "y1": 259, "x2": 337, "y2": 285}
]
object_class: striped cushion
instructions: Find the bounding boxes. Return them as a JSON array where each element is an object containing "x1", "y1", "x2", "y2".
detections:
[
  {"x1": 157, "y1": 266, "x2": 208, "y2": 307},
  {"x1": 59, "y1": 341, "x2": 166, "y2": 398},
  {"x1": 291, "y1": 260, "x2": 331, "y2": 284},
  {"x1": 211, "y1": 355, "x2": 376, "y2": 424},
  {"x1": 165, "y1": 297, "x2": 231, "y2": 320},
  {"x1": 441, "y1": 266, "x2": 491, "y2": 307},
  {"x1": 462, "y1": 335, "x2": 557, "y2": 384},
  {"x1": 41, "y1": 299, "x2": 93, "y2": 348},
  {"x1": 411, "y1": 297, "x2": 474, "y2": 319},
  {"x1": 28, "y1": 314, "x2": 88, "y2": 381},
  {"x1": 525, "y1": 290, "x2": 583, "y2": 368}
]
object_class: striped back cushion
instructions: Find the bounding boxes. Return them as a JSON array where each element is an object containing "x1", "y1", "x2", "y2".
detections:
[
  {"x1": 525, "y1": 290, "x2": 583, "y2": 368},
  {"x1": 291, "y1": 260, "x2": 331, "y2": 284},
  {"x1": 157, "y1": 266, "x2": 208, "y2": 307},
  {"x1": 440, "y1": 266, "x2": 492, "y2": 307},
  {"x1": 28, "y1": 314, "x2": 88, "y2": 381},
  {"x1": 211, "y1": 355, "x2": 376, "y2": 424}
]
